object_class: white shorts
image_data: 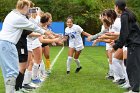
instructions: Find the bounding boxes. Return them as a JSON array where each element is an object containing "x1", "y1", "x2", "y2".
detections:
[
  {"x1": 27, "y1": 36, "x2": 35, "y2": 52},
  {"x1": 32, "y1": 38, "x2": 42, "y2": 50},
  {"x1": 106, "y1": 43, "x2": 112, "y2": 50},
  {"x1": 69, "y1": 43, "x2": 84, "y2": 51},
  {"x1": 123, "y1": 46, "x2": 127, "y2": 52},
  {"x1": 27, "y1": 39, "x2": 33, "y2": 52}
]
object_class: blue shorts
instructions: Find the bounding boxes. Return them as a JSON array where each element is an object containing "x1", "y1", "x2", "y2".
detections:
[{"x1": 0, "y1": 40, "x2": 19, "y2": 81}]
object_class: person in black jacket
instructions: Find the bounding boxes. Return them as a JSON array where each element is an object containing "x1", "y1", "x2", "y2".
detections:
[{"x1": 113, "y1": 0, "x2": 140, "y2": 92}]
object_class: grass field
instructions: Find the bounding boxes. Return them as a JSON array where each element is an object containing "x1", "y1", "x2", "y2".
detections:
[{"x1": 0, "y1": 46, "x2": 125, "y2": 93}]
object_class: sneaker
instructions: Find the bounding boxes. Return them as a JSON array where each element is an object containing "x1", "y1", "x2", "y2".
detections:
[
  {"x1": 67, "y1": 71, "x2": 70, "y2": 74},
  {"x1": 75, "y1": 66, "x2": 82, "y2": 73},
  {"x1": 22, "y1": 84, "x2": 36, "y2": 90},
  {"x1": 32, "y1": 79, "x2": 41, "y2": 84}
]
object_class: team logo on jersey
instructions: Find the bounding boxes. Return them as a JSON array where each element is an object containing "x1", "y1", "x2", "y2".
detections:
[{"x1": 70, "y1": 32, "x2": 76, "y2": 39}]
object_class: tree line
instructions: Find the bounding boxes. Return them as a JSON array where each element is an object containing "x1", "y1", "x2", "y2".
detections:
[{"x1": 0, "y1": 0, "x2": 140, "y2": 34}]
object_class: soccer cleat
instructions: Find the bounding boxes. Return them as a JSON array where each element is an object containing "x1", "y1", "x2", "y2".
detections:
[
  {"x1": 67, "y1": 71, "x2": 70, "y2": 74},
  {"x1": 75, "y1": 66, "x2": 82, "y2": 73},
  {"x1": 22, "y1": 84, "x2": 36, "y2": 90},
  {"x1": 32, "y1": 79, "x2": 42, "y2": 84}
]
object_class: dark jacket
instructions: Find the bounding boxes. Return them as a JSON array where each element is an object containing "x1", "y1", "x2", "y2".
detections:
[{"x1": 113, "y1": 11, "x2": 140, "y2": 50}]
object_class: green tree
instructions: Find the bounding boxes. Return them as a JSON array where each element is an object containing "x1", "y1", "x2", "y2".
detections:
[
  {"x1": 127, "y1": 0, "x2": 140, "y2": 23},
  {"x1": 0, "y1": 0, "x2": 17, "y2": 21},
  {"x1": 33, "y1": 0, "x2": 114, "y2": 34},
  {"x1": 0, "y1": 0, "x2": 139, "y2": 33}
]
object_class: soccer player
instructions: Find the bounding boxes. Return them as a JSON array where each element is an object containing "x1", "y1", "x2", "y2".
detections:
[
  {"x1": 87, "y1": 11, "x2": 114, "y2": 80},
  {"x1": 41, "y1": 12, "x2": 55, "y2": 75},
  {"x1": 65, "y1": 16, "x2": 91, "y2": 74}
]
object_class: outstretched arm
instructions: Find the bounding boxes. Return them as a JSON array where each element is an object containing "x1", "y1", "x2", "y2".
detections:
[{"x1": 82, "y1": 31, "x2": 91, "y2": 37}]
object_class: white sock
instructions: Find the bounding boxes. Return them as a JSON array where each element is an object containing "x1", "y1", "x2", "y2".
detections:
[
  {"x1": 32, "y1": 63, "x2": 39, "y2": 80},
  {"x1": 5, "y1": 77, "x2": 16, "y2": 93},
  {"x1": 112, "y1": 58, "x2": 125, "y2": 79},
  {"x1": 39, "y1": 59, "x2": 46, "y2": 75},
  {"x1": 121, "y1": 62, "x2": 129, "y2": 81},
  {"x1": 67, "y1": 56, "x2": 72, "y2": 71},
  {"x1": 74, "y1": 59, "x2": 81, "y2": 68},
  {"x1": 109, "y1": 64, "x2": 114, "y2": 76},
  {"x1": 23, "y1": 69, "x2": 32, "y2": 84}
]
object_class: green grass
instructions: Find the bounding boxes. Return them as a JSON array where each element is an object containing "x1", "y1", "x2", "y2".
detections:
[{"x1": 0, "y1": 46, "x2": 125, "y2": 93}]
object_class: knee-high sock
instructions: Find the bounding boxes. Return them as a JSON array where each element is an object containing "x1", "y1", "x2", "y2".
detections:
[
  {"x1": 67, "y1": 56, "x2": 72, "y2": 71},
  {"x1": 107, "y1": 58, "x2": 114, "y2": 76},
  {"x1": 39, "y1": 59, "x2": 46, "y2": 75},
  {"x1": 23, "y1": 69, "x2": 32, "y2": 85},
  {"x1": 121, "y1": 60, "x2": 129, "y2": 81},
  {"x1": 46, "y1": 59, "x2": 51, "y2": 70},
  {"x1": 74, "y1": 59, "x2": 81, "y2": 68},
  {"x1": 15, "y1": 72, "x2": 24, "y2": 91},
  {"x1": 5, "y1": 77, "x2": 16, "y2": 93},
  {"x1": 32, "y1": 63, "x2": 40, "y2": 80},
  {"x1": 112, "y1": 58, "x2": 125, "y2": 80},
  {"x1": 109, "y1": 64, "x2": 114, "y2": 76}
]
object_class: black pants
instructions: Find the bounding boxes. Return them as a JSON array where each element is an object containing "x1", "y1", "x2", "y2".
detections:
[{"x1": 127, "y1": 46, "x2": 140, "y2": 92}]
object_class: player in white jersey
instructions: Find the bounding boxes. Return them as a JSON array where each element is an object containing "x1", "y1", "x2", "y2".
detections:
[
  {"x1": 87, "y1": 11, "x2": 114, "y2": 80},
  {"x1": 65, "y1": 16, "x2": 91, "y2": 74}
]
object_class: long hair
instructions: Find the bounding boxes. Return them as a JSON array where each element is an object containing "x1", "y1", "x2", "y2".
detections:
[{"x1": 105, "y1": 9, "x2": 117, "y2": 24}]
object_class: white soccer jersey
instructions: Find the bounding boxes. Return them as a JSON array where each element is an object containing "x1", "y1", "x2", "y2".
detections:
[
  {"x1": 65, "y1": 24, "x2": 84, "y2": 51},
  {"x1": 109, "y1": 17, "x2": 121, "y2": 33},
  {"x1": 106, "y1": 17, "x2": 121, "y2": 50}
]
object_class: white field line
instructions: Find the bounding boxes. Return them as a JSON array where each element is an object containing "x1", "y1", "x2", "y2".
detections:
[{"x1": 50, "y1": 46, "x2": 64, "y2": 70}]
